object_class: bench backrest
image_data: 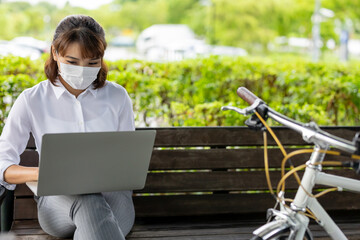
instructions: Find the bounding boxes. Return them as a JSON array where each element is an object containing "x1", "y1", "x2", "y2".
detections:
[{"x1": 14, "y1": 126, "x2": 360, "y2": 221}]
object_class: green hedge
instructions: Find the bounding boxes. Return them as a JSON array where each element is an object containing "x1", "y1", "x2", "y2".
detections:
[{"x1": 0, "y1": 55, "x2": 359, "y2": 132}]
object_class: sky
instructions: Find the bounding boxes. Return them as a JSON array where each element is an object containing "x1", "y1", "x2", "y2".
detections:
[{"x1": 6, "y1": 0, "x2": 113, "y2": 9}]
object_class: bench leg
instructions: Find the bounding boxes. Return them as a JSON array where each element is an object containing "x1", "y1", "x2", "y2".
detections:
[{"x1": 1, "y1": 190, "x2": 14, "y2": 232}]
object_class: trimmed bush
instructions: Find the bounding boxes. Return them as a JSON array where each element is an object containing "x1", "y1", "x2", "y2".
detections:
[{"x1": 0, "y1": 55, "x2": 359, "y2": 132}]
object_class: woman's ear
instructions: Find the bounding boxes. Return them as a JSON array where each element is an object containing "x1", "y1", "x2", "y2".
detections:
[{"x1": 51, "y1": 45, "x2": 58, "y2": 61}]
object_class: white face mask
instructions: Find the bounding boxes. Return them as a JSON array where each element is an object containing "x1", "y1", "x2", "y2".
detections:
[{"x1": 59, "y1": 62, "x2": 101, "y2": 90}]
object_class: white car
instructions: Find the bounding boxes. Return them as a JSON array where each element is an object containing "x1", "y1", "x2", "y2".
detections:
[
  {"x1": 0, "y1": 40, "x2": 42, "y2": 60},
  {"x1": 11, "y1": 36, "x2": 50, "y2": 53},
  {"x1": 136, "y1": 24, "x2": 209, "y2": 61},
  {"x1": 137, "y1": 24, "x2": 196, "y2": 54},
  {"x1": 136, "y1": 24, "x2": 247, "y2": 61}
]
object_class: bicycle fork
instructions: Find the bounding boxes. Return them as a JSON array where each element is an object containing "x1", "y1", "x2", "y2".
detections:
[
  {"x1": 290, "y1": 146, "x2": 347, "y2": 240},
  {"x1": 252, "y1": 147, "x2": 323, "y2": 240}
]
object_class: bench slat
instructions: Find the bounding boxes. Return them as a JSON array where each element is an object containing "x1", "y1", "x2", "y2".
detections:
[
  {"x1": 11, "y1": 219, "x2": 360, "y2": 240},
  {"x1": 13, "y1": 193, "x2": 274, "y2": 220},
  {"x1": 11, "y1": 218, "x2": 360, "y2": 240},
  {"x1": 19, "y1": 150, "x2": 38, "y2": 167},
  {"x1": 145, "y1": 127, "x2": 360, "y2": 147},
  {"x1": 15, "y1": 167, "x2": 360, "y2": 196},
  {"x1": 24, "y1": 127, "x2": 360, "y2": 149},
  {"x1": 133, "y1": 191, "x2": 360, "y2": 217},
  {"x1": 138, "y1": 169, "x2": 360, "y2": 193},
  {"x1": 150, "y1": 148, "x2": 349, "y2": 170},
  {"x1": 15, "y1": 190, "x2": 360, "y2": 220},
  {"x1": 14, "y1": 198, "x2": 37, "y2": 220},
  {"x1": 18, "y1": 147, "x2": 350, "y2": 171}
]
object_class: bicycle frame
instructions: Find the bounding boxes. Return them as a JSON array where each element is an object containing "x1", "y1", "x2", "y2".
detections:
[
  {"x1": 222, "y1": 87, "x2": 360, "y2": 240},
  {"x1": 268, "y1": 106, "x2": 359, "y2": 239},
  {"x1": 290, "y1": 146, "x2": 360, "y2": 240}
]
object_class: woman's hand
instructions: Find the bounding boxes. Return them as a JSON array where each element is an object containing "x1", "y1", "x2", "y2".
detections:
[{"x1": 4, "y1": 165, "x2": 39, "y2": 184}]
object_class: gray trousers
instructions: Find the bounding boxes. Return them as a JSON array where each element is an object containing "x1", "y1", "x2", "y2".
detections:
[{"x1": 36, "y1": 191, "x2": 135, "y2": 240}]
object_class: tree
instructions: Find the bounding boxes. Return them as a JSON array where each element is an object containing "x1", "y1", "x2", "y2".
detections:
[
  {"x1": 1, "y1": 0, "x2": 360, "y2": 53},
  {"x1": 167, "y1": 0, "x2": 198, "y2": 23}
]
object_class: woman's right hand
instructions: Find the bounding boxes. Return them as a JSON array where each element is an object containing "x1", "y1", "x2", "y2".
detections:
[{"x1": 4, "y1": 165, "x2": 39, "y2": 184}]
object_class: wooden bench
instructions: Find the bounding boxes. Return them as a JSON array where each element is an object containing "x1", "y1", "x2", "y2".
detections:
[{"x1": 3, "y1": 127, "x2": 360, "y2": 239}]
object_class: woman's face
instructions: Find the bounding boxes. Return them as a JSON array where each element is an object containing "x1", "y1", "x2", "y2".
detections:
[{"x1": 53, "y1": 42, "x2": 102, "y2": 68}]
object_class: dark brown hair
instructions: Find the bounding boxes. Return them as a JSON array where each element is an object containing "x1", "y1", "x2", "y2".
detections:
[{"x1": 45, "y1": 15, "x2": 108, "y2": 89}]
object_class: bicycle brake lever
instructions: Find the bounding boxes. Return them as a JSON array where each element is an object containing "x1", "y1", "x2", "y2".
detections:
[
  {"x1": 245, "y1": 114, "x2": 267, "y2": 131},
  {"x1": 221, "y1": 99, "x2": 264, "y2": 116}
]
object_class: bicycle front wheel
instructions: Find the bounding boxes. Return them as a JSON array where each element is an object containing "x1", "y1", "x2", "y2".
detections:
[
  {"x1": 250, "y1": 221, "x2": 312, "y2": 240},
  {"x1": 250, "y1": 226, "x2": 291, "y2": 240}
]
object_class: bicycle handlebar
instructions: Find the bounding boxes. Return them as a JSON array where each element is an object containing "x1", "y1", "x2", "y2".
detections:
[
  {"x1": 237, "y1": 87, "x2": 260, "y2": 105},
  {"x1": 237, "y1": 87, "x2": 358, "y2": 154}
]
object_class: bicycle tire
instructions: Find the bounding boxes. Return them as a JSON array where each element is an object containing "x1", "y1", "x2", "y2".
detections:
[
  {"x1": 250, "y1": 226, "x2": 291, "y2": 240},
  {"x1": 250, "y1": 224, "x2": 312, "y2": 240},
  {"x1": 250, "y1": 236, "x2": 263, "y2": 240}
]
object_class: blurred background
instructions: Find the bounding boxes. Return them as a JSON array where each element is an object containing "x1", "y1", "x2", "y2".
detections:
[
  {"x1": 0, "y1": 0, "x2": 359, "y2": 62},
  {"x1": 1, "y1": 0, "x2": 360, "y2": 128}
]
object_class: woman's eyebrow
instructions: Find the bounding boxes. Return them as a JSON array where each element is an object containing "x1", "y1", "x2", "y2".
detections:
[
  {"x1": 65, "y1": 56, "x2": 79, "y2": 60},
  {"x1": 64, "y1": 56, "x2": 100, "y2": 61}
]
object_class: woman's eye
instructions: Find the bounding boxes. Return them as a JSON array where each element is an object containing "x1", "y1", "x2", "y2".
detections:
[
  {"x1": 89, "y1": 62, "x2": 99, "y2": 65},
  {"x1": 67, "y1": 61, "x2": 77, "y2": 64}
]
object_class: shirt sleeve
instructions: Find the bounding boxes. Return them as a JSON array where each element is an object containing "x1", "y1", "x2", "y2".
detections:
[
  {"x1": 118, "y1": 91, "x2": 135, "y2": 132},
  {"x1": 0, "y1": 92, "x2": 32, "y2": 190}
]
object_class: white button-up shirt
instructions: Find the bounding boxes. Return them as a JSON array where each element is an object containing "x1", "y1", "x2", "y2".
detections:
[{"x1": 0, "y1": 79, "x2": 135, "y2": 190}]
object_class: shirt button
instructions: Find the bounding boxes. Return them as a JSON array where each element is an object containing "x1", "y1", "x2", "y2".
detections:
[{"x1": 79, "y1": 121, "x2": 84, "y2": 125}]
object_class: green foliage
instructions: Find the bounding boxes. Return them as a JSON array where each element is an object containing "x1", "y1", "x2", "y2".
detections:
[
  {"x1": 2, "y1": 0, "x2": 360, "y2": 52},
  {"x1": 0, "y1": 55, "x2": 359, "y2": 132},
  {"x1": 0, "y1": 56, "x2": 46, "y2": 130},
  {"x1": 167, "y1": 0, "x2": 198, "y2": 24}
]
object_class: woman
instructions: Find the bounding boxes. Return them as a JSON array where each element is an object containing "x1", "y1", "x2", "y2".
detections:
[{"x1": 0, "y1": 15, "x2": 135, "y2": 239}]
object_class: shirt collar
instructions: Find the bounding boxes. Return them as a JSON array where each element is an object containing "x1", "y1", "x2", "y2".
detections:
[
  {"x1": 50, "y1": 79, "x2": 98, "y2": 99},
  {"x1": 86, "y1": 85, "x2": 98, "y2": 97},
  {"x1": 51, "y1": 79, "x2": 66, "y2": 99}
]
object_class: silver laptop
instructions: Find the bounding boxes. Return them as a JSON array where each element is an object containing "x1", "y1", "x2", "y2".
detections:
[{"x1": 26, "y1": 130, "x2": 156, "y2": 196}]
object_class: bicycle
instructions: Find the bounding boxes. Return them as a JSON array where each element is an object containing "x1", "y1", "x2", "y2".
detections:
[{"x1": 222, "y1": 87, "x2": 360, "y2": 240}]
